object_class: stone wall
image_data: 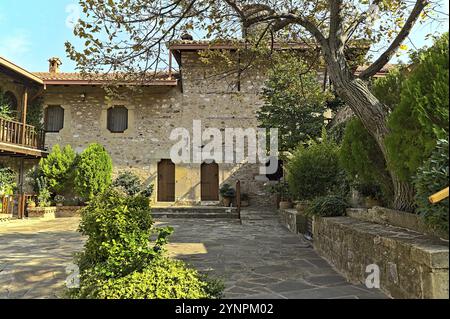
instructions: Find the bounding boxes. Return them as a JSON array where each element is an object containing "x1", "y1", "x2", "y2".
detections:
[
  {"x1": 42, "y1": 51, "x2": 276, "y2": 207},
  {"x1": 313, "y1": 216, "x2": 449, "y2": 299}
]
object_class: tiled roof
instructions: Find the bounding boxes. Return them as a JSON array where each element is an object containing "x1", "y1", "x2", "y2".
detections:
[{"x1": 33, "y1": 71, "x2": 178, "y2": 86}]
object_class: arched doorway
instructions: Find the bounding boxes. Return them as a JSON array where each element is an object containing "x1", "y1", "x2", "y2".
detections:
[
  {"x1": 157, "y1": 159, "x2": 175, "y2": 202},
  {"x1": 1, "y1": 91, "x2": 18, "y2": 118},
  {"x1": 201, "y1": 162, "x2": 219, "y2": 201}
]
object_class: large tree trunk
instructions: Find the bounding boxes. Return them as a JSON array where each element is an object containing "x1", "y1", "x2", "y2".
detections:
[{"x1": 326, "y1": 64, "x2": 416, "y2": 212}]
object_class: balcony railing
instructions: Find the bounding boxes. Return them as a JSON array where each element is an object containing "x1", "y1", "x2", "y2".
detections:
[{"x1": 0, "y1": 117, "x2": 45, "y2": 150}]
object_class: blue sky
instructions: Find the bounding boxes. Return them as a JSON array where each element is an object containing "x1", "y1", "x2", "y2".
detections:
[{"x1": 0, "y1": 0, "x2": 448, "y2": 72}]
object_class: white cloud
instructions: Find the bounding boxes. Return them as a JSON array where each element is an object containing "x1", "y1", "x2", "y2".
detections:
[{"x1": 0, "y1": 30, "x2": 31, "y2": 59}]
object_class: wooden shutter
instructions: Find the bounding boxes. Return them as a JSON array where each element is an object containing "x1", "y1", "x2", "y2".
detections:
[
  {"x1": 107, "y1": 106, "x2": 128, "y2": 133},
  {"x1": 45, "y1": 106, "x2": 64, "y2": 132}
]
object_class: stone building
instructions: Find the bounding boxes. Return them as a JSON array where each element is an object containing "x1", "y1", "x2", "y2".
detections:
[{"x1": 1, "y1": 40, "x2": 288, "y2": 210}]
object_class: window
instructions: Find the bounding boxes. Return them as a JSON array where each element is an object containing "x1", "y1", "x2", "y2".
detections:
[
  {"x1": 45, "y1": 105, "x2": 64, "y2": 132},
  {"x1": 107, "y1": 106, "x2": 128, "y2": 133}
]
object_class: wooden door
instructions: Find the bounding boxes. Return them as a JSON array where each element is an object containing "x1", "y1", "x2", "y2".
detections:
[
  {"x1": 201, "y1": 162, "x2": 219, "y2": 201},
  {"x1": 158, "y1": 159, "x2": 175, "y2": 202}
]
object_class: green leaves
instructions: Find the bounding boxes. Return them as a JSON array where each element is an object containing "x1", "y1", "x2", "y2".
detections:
[
  {"x1": 286, "y1": 135, "x2": 341, "y2": 200},
  {"x1": 258, "y1": 53, "x2": 331, "y2": 152},
  {"x1": 414, "y1": 138, "x2": 449, "y2": 234},
  {"x1": 39, "y1": 145, "x2": 77, "y2": 194},
  {"x1": 74, "y1": 143, "x2": 113, "y2": 201},
  {"x1": 384, "y1": 33, "x2": 449, "y2": 181}
]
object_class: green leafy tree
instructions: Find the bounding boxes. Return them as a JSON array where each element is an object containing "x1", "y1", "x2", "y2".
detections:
[
  {"x1": 286, "y1": 133, "x2": 341, "y2": 200},
  {"x1": 74, "y1": 143, "x2": 113, "y2": 200},
  {"x1": 339, "y1": 118, "x2": 393, "y2": 204},
  {"x1": 385, "y1": 33, "x2": 449, "y2": 181},
  {"x1": 414, "y1": 138, "x2": 449, "y2": 234},
  {"x1": 258, "y1": 53, "x2": 330, "y2": 151},
  {"x1": 39, "y1": 145, "x2": 77, "y2": 194}
]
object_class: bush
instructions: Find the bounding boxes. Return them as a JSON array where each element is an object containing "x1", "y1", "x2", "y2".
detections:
[
  {"x1": 286, "y1": 135, "x2": 340, "y2": 200},
  {"x1": 385, "y1": 33, "x2": 449, "y2": 181},
  {"x1": 39, "y1": 144, "x2": 77, "y2": 194},
  {"x1": 306, "y1": 195, "x2": 349, "y2": 217},
  {"x1": 75, "y1": 257, "x2": 221, "y2": 299},
  {"x1": 71, "y1": 188, "x2": 223, "y2": 299},
  {"x1": 76, "y1": 189, "x2": 165, "y2": 278},
  {"x1": 414, "y1": 138, "x2": 449, "y2": 234},
  {"x1": 339, "y1": 118, "x2": 393, "y2": 204},
  {"x1": 74, "y1": 143, "x2": 113, "y2": 200},
  {"x1": 219, "y1": 183, "x2": 235, "y2": 198},
  {"x1": 113, "y1": 171, "x2": 153, "y2": 197}
]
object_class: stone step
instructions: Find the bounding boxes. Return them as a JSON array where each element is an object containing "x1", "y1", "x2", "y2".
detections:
[{"x1": 151, "y1": 206, "x2": 239, "y2": 219}]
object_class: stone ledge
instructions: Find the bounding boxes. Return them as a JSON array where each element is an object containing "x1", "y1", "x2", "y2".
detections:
[
  {"x1": 55, "y1": 206, "x2": 83, "y2": 218},
  {"x1": 313, "y1": 216, "x2": 449, "y2": 299},
  {"x1": 347, "y1": 206, "x2": 448, "y2": 240},
  {"x1": 27, "y1": 207, "x2": 57, "y2": 219}
]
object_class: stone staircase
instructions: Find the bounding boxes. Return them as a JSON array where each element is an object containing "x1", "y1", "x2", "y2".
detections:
[{"x1": 151, "y1": 206, "x2": 239, "y2": 219}]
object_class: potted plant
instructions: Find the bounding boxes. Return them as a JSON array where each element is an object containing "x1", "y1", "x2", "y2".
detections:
[
  {"x1": 27, "y1": 198, "x2": 36, "y2": 208},
  {"x1": 240, "y1": 193, "x2": 250, "y2": 207},
  {"x1": 54, "y1": 195, "x2": 65, "y2": 207},
  {"x1": 37, "y1": 188, "x2": 51, "y2": 208},
  {"x1": 267, "y1": 181, "x2": 293, "y2": 209},
  {"x1": 220, "y1": 183, "x2": 236, "y2": 207}
]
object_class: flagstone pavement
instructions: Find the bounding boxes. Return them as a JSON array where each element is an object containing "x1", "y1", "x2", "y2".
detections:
[{"x1": 0, "y1": 210, "x2": 387, "y2": 299}]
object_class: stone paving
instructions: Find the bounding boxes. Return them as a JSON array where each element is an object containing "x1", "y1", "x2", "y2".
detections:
[{"x1": 0, "y1": 210, "x2": 387, "y2": 299}]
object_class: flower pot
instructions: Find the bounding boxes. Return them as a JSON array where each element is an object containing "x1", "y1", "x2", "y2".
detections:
[
  {"x1": 223, "y1": 197, "x2": 232, "y2": 207},
  {"x1": 279, "y1": 201, "x2": 293, "y2": 209},
  {"x1": 295, "y1": 200, "x2": 310, "y2": 213}
]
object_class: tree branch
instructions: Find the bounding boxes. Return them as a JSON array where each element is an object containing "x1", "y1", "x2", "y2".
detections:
[{"x1": 358, "y1": 0, "x2": 429, "y2": 79}]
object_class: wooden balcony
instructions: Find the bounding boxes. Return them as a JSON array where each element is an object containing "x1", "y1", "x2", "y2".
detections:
[{"x1": 0, "y1": 117, "x2": 47, "y2": 157}]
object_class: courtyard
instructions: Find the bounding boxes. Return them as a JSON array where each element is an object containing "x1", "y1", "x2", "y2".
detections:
[{"x1": 0, "y1": 210, "x2": 386, "y2": 299}]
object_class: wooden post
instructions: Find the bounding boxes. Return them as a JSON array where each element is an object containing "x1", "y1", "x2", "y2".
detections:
[
  {"x1": 236, "y1": 180, "x2": 241, "y2": 221},
  {"x1": 18, "y1": 158, "x2": 25, "y2": 219},
  {"x1": 21, "y1": 88, "x2": 28, "y2": 145}
]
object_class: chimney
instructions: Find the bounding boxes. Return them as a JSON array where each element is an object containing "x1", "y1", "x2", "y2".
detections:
[
  {"x1": 180, "y1": 32, "x2": 193, "y2": 41},
  {"x1": 48, "y1": 57, "x2": 62, "y2": 74}
]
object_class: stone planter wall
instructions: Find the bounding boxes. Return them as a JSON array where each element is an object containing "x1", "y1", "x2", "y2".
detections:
[
  {"x1": 347, "y1": 206, "x2": 448, "y2": 240},
  {"x1": 27, "y1": 207, "x2": 57, "y2": 219},
  {"x1": 312, "y1": 215, "x2": 449, "y2": 299},
  {"x1": 55, "y1": 206, "x2": 83, "y2": 218},
  {"x1": 278, "y1": 209, "x2": 312, "y2": 236}
]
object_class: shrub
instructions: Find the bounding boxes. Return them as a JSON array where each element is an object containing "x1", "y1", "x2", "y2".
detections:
[
  {"x1": 219, "y1": 184, "x2": 235, "y2": 198},
  {"x1": 71, "y1": 188, "x2": 222, "y2": 299},
  {"x1": 76, "y1": 189, "x2": 165, "y2": 278},
  {"x1": 385, "y1": 33, "x2": 449, "y2": 181},
  {"x1": 75, "y1": 257, "x2": 220, "y2": 299},
  {"x1": 286, "y1": 135, "x2": 340, "y2": 200},
  {"x1": 266, "y1": 181, "x2": 292, "y2": 201},
  {"x1": 113, "y1": 171, "x2": 153, "y2": 197},
  {"x1": 306, "y1": 195, "x2": 349, "y2": 217},
  {"x1": 39, "y1": 144, "x2": 77, "y2": 194},
  {"x1": 339, "y1": 118, "x2": 393, "y2": 204},
  {"x1": 74, "y1": 143, "x2": 113, "y2": 200},
  {"x1": 414, "y1": 138, "x2": 449, "y2": 234}
]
